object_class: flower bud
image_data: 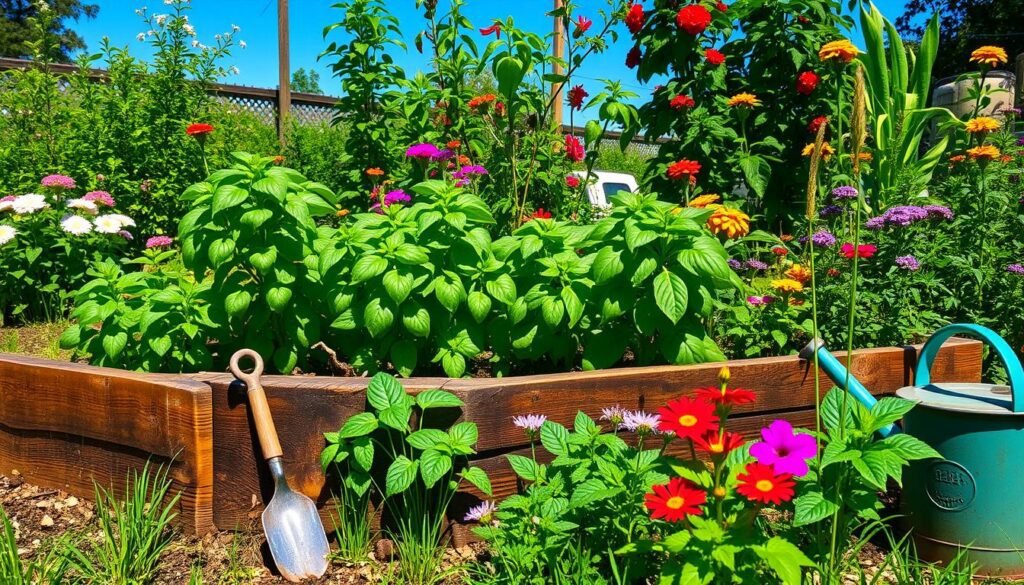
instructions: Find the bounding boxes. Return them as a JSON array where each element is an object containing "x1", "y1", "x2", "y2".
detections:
[
  {"x1": 713, "y1": 486, "x2": 727, "y2": 499},
  {"x1": 718, "y1": 366, "x2": 731, "y2": 384}
]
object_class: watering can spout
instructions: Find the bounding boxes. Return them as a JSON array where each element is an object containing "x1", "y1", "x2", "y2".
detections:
[{"x1": 800, "y1": 338, "x2": 900, "y2": 437}]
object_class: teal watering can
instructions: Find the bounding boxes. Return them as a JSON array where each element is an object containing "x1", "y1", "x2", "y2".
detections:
[{"x1": 802, "y1": 324, "x2": 1024, "y2": 577}]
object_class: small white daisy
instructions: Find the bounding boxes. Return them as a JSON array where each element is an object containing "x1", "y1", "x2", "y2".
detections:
[
  {"x1": 12, "y1": 194, "x2": 48, "y2": 214},
  {"x1": 66, "y1": 198, "x2": 98, "y2": 214},
  {"x1": 0, "y1": 225, "x2": 16, "y2": 246},
  {"x1": 61, "y1": 215, "x2": 93, "y2": 236},
  {"x1": 93, "y1": 215, "x2": 124, "y2": 234}
]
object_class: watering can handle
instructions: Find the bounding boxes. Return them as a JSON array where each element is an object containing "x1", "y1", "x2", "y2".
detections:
[{"x1": 916, "y1": 324, "x2": 1024, "y2": 413}]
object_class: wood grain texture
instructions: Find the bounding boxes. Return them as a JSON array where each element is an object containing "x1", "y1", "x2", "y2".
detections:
[
  {"x1": 203, "y1": 339, "x2": 981, "y2": 531},
  {"x1": 0, "y1": 354, "x2": 214, "y2": 533}
]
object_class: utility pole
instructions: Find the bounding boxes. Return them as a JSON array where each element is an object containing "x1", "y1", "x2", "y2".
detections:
[
  {"x1": 277, "y1": 0, "x2": 291, "y2": 148},
  {"x1": 552, "y1": 0, "x2": 565, "y2": 128}
]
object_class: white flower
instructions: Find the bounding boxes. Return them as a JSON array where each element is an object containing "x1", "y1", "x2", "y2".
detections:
[
  {"x1": 231, "y1": 24, "x2": 240, "y2": 32},
  {"x1": 191, "y1": 39, "x2": 200, "y2": 48},
  {"x1": 0, "y1": 225, "x2": 16, "y2": 246},
  {"x1": 107, "y1": 214, "x2": 135, "y2": 228},
  {"x1": 94, "y1": 215, "x2": 128, "y2": 234},
  {"x1": 66, "y1": 198, "x2": 98, "y2": 213},
  {"x1": 183, "y1": 23, "x2": 195, "y2": 36},
  {"x1": 12, "y1": 194, "x2": 48, "y2": 214},
  {"x1": 239, "y1": 40, "x2": 246, "y2": 49},
  {"x1": 60, "y1": 215, "x2": 93, "y2": 236},
  {"x1": 36, "y1": 1, "x2": 49, "y2": 12},
  {"x1": 136, "y1": 33, "x2": 146, "y2": 41},
  {"x1": 230, "y1": 66, "x2": 240, "y2": 75},
  {"x1": 147, "y1": 30, "x2": 155, "y2": 36},
  {"x1": 154, "y1": 14, "x2": 167, "y2": 25},
  {"x1": 0, "y1": 200, "x2": 13, "y2": 213},
  {"x1": 164, "y1": 0, "x2": 173, "y2": 4},
  {"x1": 214, "y1": 33, "x2": 222, "y2": 41}
]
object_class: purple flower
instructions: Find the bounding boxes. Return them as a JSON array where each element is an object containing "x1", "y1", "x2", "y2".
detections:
[
  {"x1": 431, "y1": 148, "x2": 455, "y2": 162},
  {"x1": 747, "y1": 295, "x2": 776, "y2": 306},
  {"x1": 865, "y1": 216, "x2": 886, "y2": 230},
  {"x1": 84, "y1": 191, "x2": 115, "y2": 207},
  {"x1": 923, "y1": 205, "x2": 953, "y2": 221},
  {"x1": 621, "y1": 410, "x2": 660, "y2": 435},
  {"x1": 145, "y1": 235, "x2": 174, "y2": 249},
  {"x1": 41, "y1": 174, "x2": 76, "y2": 189},
  {"x1": 1002, "y1": 107, "x2": 1021, "y2": 117},
  {"x1": 1008, "y1": 264, "x2": 1024, "y2": 275},
  {"x1": 831, "y1": 186, "x2": 858, "y2": 200},
  {"x1": 818, "y1": 204, "x2": 843, "y2": 218},
  {"x1": 896, "y1": 255, "x2": 920, "y2": 271},
  {"x1": 405, "y1": 143, "x2": 441, "y2": 159},
  {"x1": 600, "y1": 405, "x2": 625, "y2": 428},
  {"x1": 883, "y1": 205, "x2": 929, "y2": 227},
  {"x1": 383, "y1": 189, "x2": 411, "y2": 206},
  {"x1": 749, "y1": 419, "x2": 817, "y2": 477},
  {"x1": 118, "y1": 230, "x2": 134, "y2": 241},
  {"x1": 810, "y1": 229, "x2": 837, "y2": 247},
  {"x1": 464, "y1": 500, "x2": 497, "y2": 523},
  {"x1": 512, "y1": 414, "x2": 547, "y2": 433},
  {"x1": 744, "y1": 259, "x2": 769, "y2": 271},
  {"x1": 727, "y1": 258, "x2": 742, "y2": 270}
]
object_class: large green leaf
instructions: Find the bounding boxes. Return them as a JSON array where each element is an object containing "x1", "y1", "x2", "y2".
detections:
[
  {"x1": 653, "y1": 269, "x2": 688, "y2": 323},
  {"x1": 367, "y1": 372, "x2": 405, "y2": 411},
  {"x1": 385, "y1": 456, "x2": 418, "y2": 495}
]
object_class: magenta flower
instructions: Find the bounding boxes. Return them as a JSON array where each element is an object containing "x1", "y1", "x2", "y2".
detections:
[
  {"x1": 41, "y1": 174, "x2": 76, "y2": 189},
  {"x1": 405, "y1": 143, "x2": 441, "y2": 160},
  {"x1": 749, "y1": 419, "x2": 817, "y2": 476},
  {"x1": 747, "y1": 295, "x2": 776, "y2": 306},
  {"x1": 512, "y1": 414, "x2": 547, "y2": 433},
  {"x1": 84, "y1": 191, "x2": 115, "y2": 207},
  {"x1": 146, "y1": 235, "x2": 174, "y2": 249},
  {"x1": 383, "y1": 190, "x2": 411, "y2": 206}
]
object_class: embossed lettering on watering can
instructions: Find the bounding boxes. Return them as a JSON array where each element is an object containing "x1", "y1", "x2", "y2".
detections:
[{"x1": 802, "y1": 323, "x2": 1024, "y2": 577}]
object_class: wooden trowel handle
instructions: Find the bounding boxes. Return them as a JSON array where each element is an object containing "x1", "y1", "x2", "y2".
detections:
[{"x1": 230, "y1": 349, "x2": 284, "y2": 460}]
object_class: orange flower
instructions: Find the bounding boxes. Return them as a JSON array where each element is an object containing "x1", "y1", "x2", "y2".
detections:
[
  {"x1": 447, "y1": 140, "x2": 462, "y2": 149},
  {"x1": 855, "y1": 151, "x2": 872, "y2": 162},
  {"x1": 802, "y1": 142, "x2": 835, "y2": 161},
  {"x1": 818, "y1": 39, "x2": 859, "y2": 63},
  {"x1": 336, "y1": 209, "x2": 350, "y2": 217},
  {"x1": 727, "y1": 92, "x2": 760, "y2": 108},
  {"x1": 468, "y1": 94, "x2": 497, "y2": 109},
  {"x1": 785, "y1": 264, "x2": 812, "y2": 283},
  {"x1": 688, "y1": 193, "x2": 720, "y2": 208},
  {"x1": 967, "y1": 145, "x2": 1001, "y2": 161},
  {"x1": 707, "y1": 206, "x2": 750, "y2": 239},
  {"x1": 969, "y1": 46, "x2": 1008, "y2": 67},
  {"x1": 366, "y1": 167, "x2": 385, "y2": 177},
  {"x1": 771, "y1": 278, "x2": 803, "y2": 293},
  {"x1": 949, "y1": 154, "x2": 966, "y2": 164},
  {"x1": 779, "y1": 234, "x2": 794, "y2": 242},
  {"x1": 458, "y1": 154, "x2": 472, "y2": 165},
  {"x1": 965, "y1": 117, "x2": 1000, "y2": 134}
]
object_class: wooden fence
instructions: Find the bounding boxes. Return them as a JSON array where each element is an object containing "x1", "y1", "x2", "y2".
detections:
[{"x1": 0, "y1": 338, "x2": 982, "y2": 542}]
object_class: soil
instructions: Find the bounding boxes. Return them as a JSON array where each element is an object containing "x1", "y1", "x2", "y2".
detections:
[{"x1": 0, "y1": 323, "x2": 75, "y2": 362}]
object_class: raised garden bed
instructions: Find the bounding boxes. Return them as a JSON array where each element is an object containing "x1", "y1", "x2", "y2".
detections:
[{"x1": 0, "y1": 337, "x2": 982, "y2": 546}]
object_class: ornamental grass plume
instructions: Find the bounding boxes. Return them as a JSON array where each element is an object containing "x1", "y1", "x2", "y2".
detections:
[
  {"x1": 851, "y1": 65, "x2": 867, "y2": 177},
  {"x1": 805, "y1": 122, "x2": 827, "y2": 219}
]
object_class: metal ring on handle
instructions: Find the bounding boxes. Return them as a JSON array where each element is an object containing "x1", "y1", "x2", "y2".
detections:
[{"x1": 915, "y1": 324, "x2": 1024, "y2": 413}]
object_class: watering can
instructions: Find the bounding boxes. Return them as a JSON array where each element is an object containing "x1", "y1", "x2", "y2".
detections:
[{"x1": 801, "y1": 323, "x2": 1024, "y2": 577}]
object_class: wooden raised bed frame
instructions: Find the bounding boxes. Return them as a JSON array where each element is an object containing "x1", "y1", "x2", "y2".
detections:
[{"x1": 0, "y1": 338, "x2": 982, "y2": 542}]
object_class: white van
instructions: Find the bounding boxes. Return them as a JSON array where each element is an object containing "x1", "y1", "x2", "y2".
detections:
[{"x1": 571, "y1": 170, "x2": 639, "y2": 208}]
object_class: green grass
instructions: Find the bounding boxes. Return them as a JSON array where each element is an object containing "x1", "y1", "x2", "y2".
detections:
[{"x1": 0, "y1": 506, "x2": 70, "y2": 584}]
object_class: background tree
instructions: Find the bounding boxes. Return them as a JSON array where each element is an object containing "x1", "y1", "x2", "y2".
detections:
[
  {"x1": 0, "y1": 0, "x2": 98, "y2": 62},
  {"x1": 896, "y1": 0, "x2": 1024, "y2": 79},
  {"x1": 290, "y1": 67, "x2": 323, "y2": 94}
]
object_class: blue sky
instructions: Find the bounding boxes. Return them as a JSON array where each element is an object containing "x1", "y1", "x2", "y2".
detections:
[{"x1": 72, "y1": 0, "x2": 909, "y2": 100}]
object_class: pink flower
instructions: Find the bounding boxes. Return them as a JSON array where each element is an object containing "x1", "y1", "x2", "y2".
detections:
[
  {"x1": 480, "y1": 23, "x2": 502, "y2": 38},
  {"x1": 83, "y1": 191, "x2": 115, "y2": 207},
  {"x1": 749, "y1": 419, "x2": 817, "y2": 476},
  {"x1": 573, "y1": 15, "x2": 593, "y2": 37},
  {"x1": 565, "y1": 175, "x2": 581, "y2": 188},
  {"x1": 513, "y1": 414, "x2": 547, "y2": 433},
  {"x1": 41, "y1": 174, "x2": 76, "y2": 189},
  {"x1": 145, "y1": 235, "x2": 174, "y2": 249}
]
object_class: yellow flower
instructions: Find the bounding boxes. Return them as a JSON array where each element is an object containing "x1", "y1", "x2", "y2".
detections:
[
  {"x1": 818, "y1": 39, "x2": 859, "y2": 63},
  {"x1": 802, "y1": 142, "x2": 836, "y2": 161},
  {"x1": 967, "y1": 145, "x2": 1001, "y2": 161},
  {"x1": 771, "y1": 278, "x2": 804, "y2": 294},
  {"x1": 336, "y1": 208, "x2": 350, "y2": 217},
  {"x1": 727, "y1": 93, "x2": 760, "y2": 108},
  {"x1": 688, "y1": 194, "x2": 721, "y2": 208},
  {"x1": 965, "y1": 117, "x2": 1001, "y2": 134},
  {"x1": 969, "y1": 46, "x2": 1008, "y2": 67},
  {"x1": 707, "y1": 206, "x2": 750, "y2": 239},
  {"x1": 785, "y1": 264, "x2": 812, "y2": 283}
]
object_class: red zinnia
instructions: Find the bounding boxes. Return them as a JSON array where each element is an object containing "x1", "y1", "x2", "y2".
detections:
[
  {"x1": 676, "y1": 4, "x2": 712, "y2": 35},
  {"x1": 565, "y1": 175, "x2": 581, "y2": 188},
  {"x1": 568, "y1": 85, "x2": 589, "y2": 110},
  {"x1": 564, "y1": 135, "x2": 585, "y2": 163},
  {"x1": 625, "y1": 3, "x2": 645, "y2": 34},
  {"x1": 694, "y1": 386, "x2": 756, "y2": 405},
  {"x1": 626, "y1": 46, "x2": 642, "y2": 69},
  {"x1": 807, "y1": 115, "x2": 829, "y2": 134},
  {"x1": 796, "y1": 70, "x2": 819, "y2": 96},
  {"x1": 645, "y1": 477, "x2": 707, "y2": 522},
  {"x1": 186, "y1": 123, "x2": 214, "y2": 137},
  {"x1": 705, "y1": 48, "x2": 726, "y2": 65},
  {"x1": 693, "y1": 430, "x2": 745, "y2": 456},
  {"x1": 736, "y1": 463, "x2": 796, "y2": 505},
  {"x1": 657, "y1": 397, "x2": 718, "y2": 439},
  {"x1": 716, "y1": 1, "x2": 728, "y2": 10},
  {"x1": 532, "y1": 208, "x2": 553, "y2": 219},
  {"x1": 666, "y1": 159, "x2": 701, "y2": 182},
  {"x1": 771, "y1": 246, "x2": 789, "y2": 256},
  {"x1": 480, "y1": 23, "x2": 502, "y2": 38},
  {"x1": 670, "y1": 95, "x2": 696, "y2": 110},
  {"x1": 840, "y1": 243, "x2": 877, "y2": 259},
  {"x1": 573, "y1": 16, "x2": 593, "y2": 37},
  {"x1": 495, "y1": 101, "x2": 506, "y2": 116}
]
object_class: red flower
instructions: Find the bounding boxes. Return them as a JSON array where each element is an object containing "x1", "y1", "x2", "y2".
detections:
[
  {"x1": 565, "y1": 135, "x2": 585, "y2": 162},
  {"x1": 694, "y1": 386, "x2": 757, "y2": 405},
  {"x1": 676, "y1": 4, "x2": 712, "y2": 35},
  {"x1": 532, "y1": 208, "x2": 553, "y2": 219},
  {"x1": 657, "y1": 397, "x2": 718, "y2": 439},
  {"x1": 736, "y1": 462, "x2": 796, "y2": 505},
  {"x1": 798, "y1": 15, "x2": 811, "y2": 24},
  {"x1": 716, "y1": 1, "x2": 728, "y2": 10},
  {"x1": 807, "y1": 115, "x2": 829, "y2": 134},
  {"x1": 495, "y1": 101, "x2": 506, "y2": 116},
  {"x1": 796, "y1": 70, "x2": 819, "y2": 96},
  {"x1": 840, "y1": 243, "x2": 877, "y2": 259},
  {"x1": 480, "y1": 23, "x2": 502, "y2": 38},
  {"x1": 771, "y1": 246, "x2": 788, "y2": 256},
  {"x1": 625, "y1": 3, "x2": 645, "y2": 34},
  {"x1": 186, "y1": 123, "x2": 214, "y2": 137},
  {"x1": 626, "y1": 46, "x2": 642, "y2": 69},
  {"x1": 693, "y1": 430, "x2": 745, "y2": 456},
  {"x1": 565, "y1": 175, "x2": 581, "y2": 188},
  {"x1": 705, "y1": 48, "x2": 726, "y2": 66},
  {"x1": 645, "y1": 477, "x2": 707, "y2": 522},
  {"x1": 666, "y1": 159, "x2": 701, "y2": 182},
  {"x1": 573, "y1": 15, "x2": 593, "y2": 37},
  {"x1": 670, "y1": 95, "x2": 696, "y2": 110},
  {"x1": 827, "y1": 267, "x2": 841, "y2": 277},
  {"x1": 568, "y1": 85, "x2": 589, "y2": 110}
]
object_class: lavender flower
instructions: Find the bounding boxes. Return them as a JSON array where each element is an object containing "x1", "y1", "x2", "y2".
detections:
[
  {"x1": 145, "y1": 235, "x2": 174, "y2": 249},
  {"x1": 864, "y1": 216, "x2": 886, "y2": 230},
  {"x1": 1008, "y1": 264, "x2": 1024, "y2": 275},
  {"x1": 831, "y1": 185, "x2": 858, "y2": 200},
  {"x1": 464, "y1": 500, "x2": 497, "y2": 523},
  {"x1": 923, "y1": 205, "x2": 953, "y2": 221},
  {"x1": 810, "y1": 229, "x2": 837, "y2": 247},
  {"x1": 41, "y1": 174, "x2": 76, "y2": 189},
  {"x1": 818, "y1": 204, "x2": 843, "y2": 218},
  {"x1": 744, "y1": 259, "x2": 769, "y2": 271},
  {"x1": 405, "y1": 143, "x2": 441, "y2": 159},
  {"x1": 118, "y1": 230, "x2": 134, "y2": 241},
  {"x1": 727, "y1": 258, "x2": 742, "y2": 270},
  {"x1": 512, "y1": 414, "x2": 547, "y2": 434},
  {"x1": 882, "y1": 205, "x2": 929, "y2": 227},
  {"x1": 621, "y1": 410, "x2": 660, "y2": 435},
  {"x1": 896, "y1": 255, "x2": 920, "y2": 271},
  {"x1": 600, "y1": 405, "x2": 625, "y2": 428}
]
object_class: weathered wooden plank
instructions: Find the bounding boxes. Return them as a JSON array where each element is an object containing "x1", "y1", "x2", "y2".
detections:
[
  {"x1": 0, "y1": 354, "x2": 214, "y2": 533},
  {"x1": 204, "y1": 339, "x2": 981, "y2": 531}
]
